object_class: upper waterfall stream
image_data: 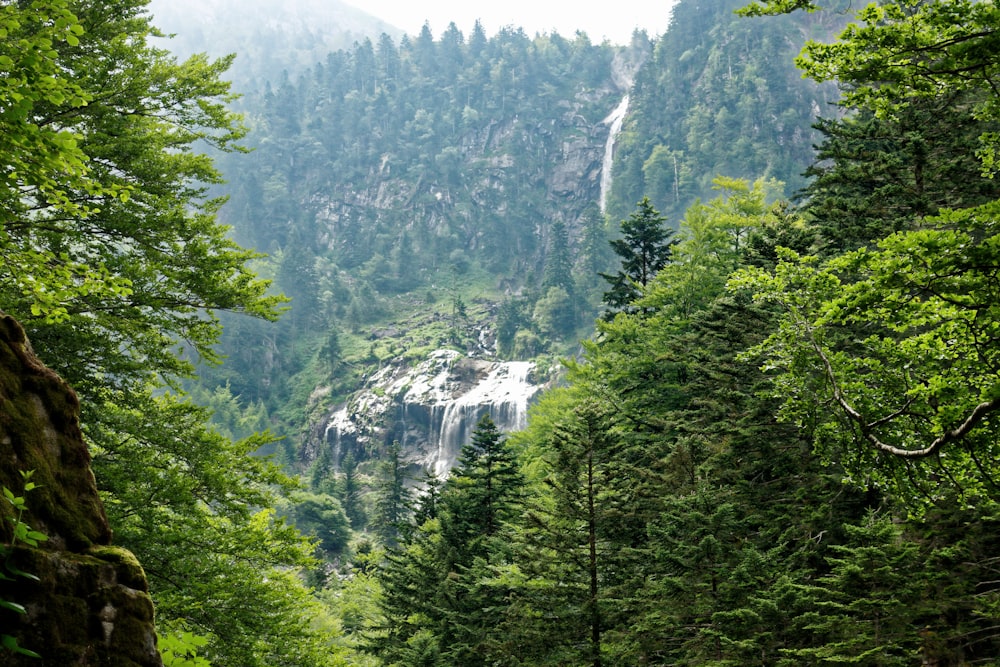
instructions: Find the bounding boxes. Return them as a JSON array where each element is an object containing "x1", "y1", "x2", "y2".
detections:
[{"x1": 600, "y1": 94, "x2": 629, "y2": 214}]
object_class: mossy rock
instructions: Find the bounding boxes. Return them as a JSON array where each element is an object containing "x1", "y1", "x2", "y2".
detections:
[
  {"x1": 0, "y1": 313, "x2": 161, "y2": 665},
  {"x1": 0, "y1": 313, "x2": 111, "y2": 550},
  {"x1": 3, "y1": 546, "x2": 160, "y2": 665}
]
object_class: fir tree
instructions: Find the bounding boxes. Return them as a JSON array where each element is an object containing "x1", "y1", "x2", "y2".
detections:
[
  {"x1": 372, "y1": 442, "x2": 412, "y2": 549},
  {"x1": 599, "y1": 197, "x2": 675, "y2": 317}
]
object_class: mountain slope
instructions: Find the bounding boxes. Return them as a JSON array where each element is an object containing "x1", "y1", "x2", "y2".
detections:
[{"x1": 185, "y1": 0, "x2": 840, "y2": 478}]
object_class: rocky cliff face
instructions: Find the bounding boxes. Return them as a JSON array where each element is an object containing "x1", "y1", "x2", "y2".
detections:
[
  {"x1": 314, "y1": 349, "x2": 541, "y2": 477},
  {"x1": 0, "y1": 313, "x2": 162, "y2": 666},
  {"x1": 310, "y1": 87, "x2": 619, "y2": 262}
]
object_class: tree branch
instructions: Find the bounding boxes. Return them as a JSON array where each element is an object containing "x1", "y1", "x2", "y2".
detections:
[{"x1": 804, "y1": 322, "x2": 1000, "y2": 458}]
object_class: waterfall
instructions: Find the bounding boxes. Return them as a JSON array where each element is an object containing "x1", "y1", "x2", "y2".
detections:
[
  {"x1": 432, "y1": 361, "x2": 536, "y2": 476},
  {"x1": 599, "y1": 94, "x2": 629, "y2": 215},
  {"x1": 318, "y1": 350, "x2": 540, "y2": 479},
  {"x1": 322, "y1": 407, "x2": 352, "y2": 470}
]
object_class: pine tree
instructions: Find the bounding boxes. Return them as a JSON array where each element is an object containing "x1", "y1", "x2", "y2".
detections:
[
  {"x1": 372, "y1": 442, "x2": 412, "y2": 549},
  {"x1": 339, "y1": 452, "x2": 365, "y2": 528},
  {"x1": 785, "y1": 513, "x2": 925, "y2": 666},
  {"x1": 439, "y1": 414, "x2": 525, "y2": 561},
  {"x1": 366, "y1": 518, "x2": 448, "y2": 664},
  {"x1": 507, "y1": 400, "x2": 614, "y2": 666},
  {"x1": 542, "y1": 219, "x2": 575, "y2": 296},
  {"x1": 368, "y1": 416, "x2": 525, "y2": 666},
  {"x1": 802, "y1": 99, "x2": 999, "y2": 256},
  {"x1": 599, "y1": 197, "x2": 675, "y2": 317},
  {"x1": 436, "y1": 415, "x2": 526, "y2": 666}
]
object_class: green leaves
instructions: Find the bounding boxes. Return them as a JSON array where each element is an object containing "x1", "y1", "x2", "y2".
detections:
[
  {"x1": 758, "y1": 0, "x2": 1000, "y2": 176},
  {"x1": 733, "y1": 200, "x2": 1000, "y2": 506},
  {"x1": 737, "y1": 0, "x2": 820, "y2": 16},
  {"x1": 1, "y1": 634, "x2": 41, "y2": 659},
  {"x1": 2, "y1": 471, "x2": 47, "y2": 659},
  {"x1": 0, "y1": 2, "x2": 325, "y2": 664},
  {"x1": 159, "y1": 628, "x2": 211, "y2": 667}
]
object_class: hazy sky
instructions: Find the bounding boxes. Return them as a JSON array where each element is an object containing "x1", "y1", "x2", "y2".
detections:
[{"x1": 341, "y1": 0, "x2": 678, "y2": 44}]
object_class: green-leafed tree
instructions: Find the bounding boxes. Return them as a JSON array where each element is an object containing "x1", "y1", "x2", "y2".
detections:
[
  {"x1": 732, "y1": 201, "x2": 1000, "y2": 507},
  {"x1": 0, "y1": 1, "x2": 340, "y2": 664},
  {"x1": 283, "y1": 490, "x2": 351, "y2": 555},
  {"x1": 728, "y1": 0, "x2": 1000, "y2": 507}
]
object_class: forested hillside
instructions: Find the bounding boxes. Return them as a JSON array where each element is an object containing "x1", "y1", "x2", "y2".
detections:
[
  {"x1": 6, "y1": 0, "x2": 1000, "y2": 665},
  {"x1": 356, "y1": 0, "x2": 1000, "y2": 663},
  {"x1": 606, "y1": 0, "x2": 846, "y2": 221},
  {"x1": 196, "y1": 0, "x2": 838, "y2": 474}
]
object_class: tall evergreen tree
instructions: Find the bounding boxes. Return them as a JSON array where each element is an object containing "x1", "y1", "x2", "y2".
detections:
[
  {"x1": 505, "y1": 399, "x2": 613, "y2": 666},
  {"x1": 802, "y1": 99, "x2": 1000, "y2": 256},
  {"x1": 542, "y1": 219, "x2": 575, "y2": 295},
  {"x1": 368, "y1": 416, "x2": 525, "y2": 666},
  {"x1": 439, "y1": 414, "x2": 524, "y2": 566},
  {"x1": 599, "y1": 197, "x2": 675, "y2": 317},
  {"x1": 340, "y1": 452, "x2": 365, "y2": 528},
  {"x1": 372, "y1": 441, "x2": 412, "y2": 549}
]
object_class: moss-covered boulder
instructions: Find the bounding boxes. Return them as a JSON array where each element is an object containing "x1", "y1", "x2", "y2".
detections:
[{"x1": 0, "y1": 312, "x2": 162, "y2": 666}]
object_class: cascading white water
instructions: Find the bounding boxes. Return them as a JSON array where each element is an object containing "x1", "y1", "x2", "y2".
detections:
[
  {"x1": 432, "y1": 361, "x2": 535, "y2": 476},
  {"x1": 319, "y1": 351, "x2": 540, "y2": 478},
  {"x1": 600, "y1": 94, "x2": 630, "y2": 215}
]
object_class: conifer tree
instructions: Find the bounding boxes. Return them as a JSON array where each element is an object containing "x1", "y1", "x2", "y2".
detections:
[
  {"x1": 599, "y1": 197, "x2": 675, "y2": 317},
  {"x1": 508, "y1": 400, "x2": 614, "y2": 666},
  {"x1": 435, "y1": 415, "x2": 525, "y2": 665},
  {"x1": 542, "y1": 219, "x2": 575, "y2": 296},
  {"x1": 372, "y1": 442, "x2": 412, "y2": 549},
  {"x1": 366, "y1": 518, "x2": 448, "y2": 664},
  {"x1": 368, "y1": 416, "x2": 525, "y2": 666},
  {"x1": 340, "y1": 452, "x2": 365, "y2": 528},
  {"x1": 439, "y1": 414, "x2": 525, "y2": 562}
]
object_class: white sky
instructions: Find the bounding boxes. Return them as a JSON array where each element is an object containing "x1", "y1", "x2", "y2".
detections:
[{"x1": 341, "y1": 0, "x2": 678, "y2": 45}]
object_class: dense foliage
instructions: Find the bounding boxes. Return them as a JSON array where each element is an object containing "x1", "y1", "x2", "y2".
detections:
[
  {"x1": 356, "y1": 1, "x2": 1000, "y2": 664},
  {"x1": 0, "y1": 1, "x2": 348, "y2": 664},
  {"x1": 11, "y1": 0, "x2": 1000, "y2": 664},
  {"x1": 194, "y1": 6, "x2": 833, "y2": 444},
  {"x1": 603, "y1": 0, "x2": 846, "y2": 223},
  {"x1": 196, "y1": 24, "x2": 630, "y2": 426}
]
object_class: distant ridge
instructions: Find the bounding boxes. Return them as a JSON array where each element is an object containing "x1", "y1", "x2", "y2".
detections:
[{"x1": 146, "y1": 0, "x2": 402, "y2": 91}]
